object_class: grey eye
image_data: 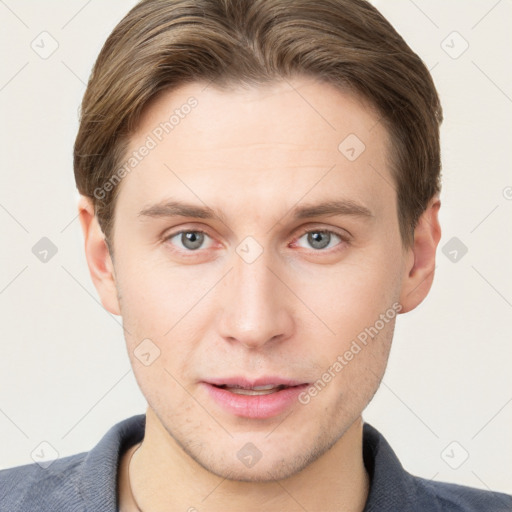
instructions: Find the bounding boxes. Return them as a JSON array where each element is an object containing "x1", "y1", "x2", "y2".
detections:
[
  {"x1": 307, "y1": 231, "x2": 331, "y2": 250},
  {"x1": 167, "y1": 230, "x2": 212, "y2": 251},
  {"x1": 180, "y1": 231, "x2": 205, "y2": 250},
  {"x1": 296, "y1": 230, "x2": 341, "y2": 250}
]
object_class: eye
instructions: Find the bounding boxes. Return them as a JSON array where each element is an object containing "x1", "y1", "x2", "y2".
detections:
[
  {"x1": 164, "y1": 227, "x2": 347, "y2": 255},
  {"x1": 165, "y1": 230, "x2": 213, "y2": 251},
  {"x1": 293, "y1": 229, "x2": 345, "y2": 251}
]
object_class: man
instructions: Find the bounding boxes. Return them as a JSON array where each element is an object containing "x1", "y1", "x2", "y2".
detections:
[{"x1": 1, "y1": 0, "x2": 510, "y2": 510}]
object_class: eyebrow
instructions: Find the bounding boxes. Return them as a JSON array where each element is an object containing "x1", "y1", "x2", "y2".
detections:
[{"x1": 138, "y1": 198, "x2": 373, "y2": 222}]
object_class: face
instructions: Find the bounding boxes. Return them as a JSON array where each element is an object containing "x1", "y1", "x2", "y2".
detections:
[{"x1": 90, "y1": 77, "x2": 420, "y2": 481}]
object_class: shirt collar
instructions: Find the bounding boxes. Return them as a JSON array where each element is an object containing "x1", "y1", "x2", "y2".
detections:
[
  {"x1": 80, "y1": 414, "x2": 146, "y2": 510},
  {"x1": 362, "y1": 422, "x2": 417, "y2": 511},
  {"x1": 79, "y1": 414, "x2": 416, "y2": 511}
]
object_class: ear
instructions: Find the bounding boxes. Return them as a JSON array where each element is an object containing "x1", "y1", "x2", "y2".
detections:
[
  {"x1": 77, "y1": 195, "x2": 121, "y2": 316},
  {"x1": 399, "y1": 196, "x2": 442, "y2": 314}
]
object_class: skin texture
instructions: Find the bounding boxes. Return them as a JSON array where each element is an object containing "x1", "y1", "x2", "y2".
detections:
[{"x1": 79, "y1": 77, "x2": 441, "y2": 511}]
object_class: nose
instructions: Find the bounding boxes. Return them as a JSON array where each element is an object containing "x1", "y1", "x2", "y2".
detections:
[{"x1": 216, "y1": 247, "x2": 295, "y2": 350}]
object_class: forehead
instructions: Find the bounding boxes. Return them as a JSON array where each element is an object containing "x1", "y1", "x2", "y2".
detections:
[
  {"x1": 133, "y1": 77, "x2": 386, "y2": 154},
  {"x1": 115, "y1": 77, "x2": 393, "y2": 222}
]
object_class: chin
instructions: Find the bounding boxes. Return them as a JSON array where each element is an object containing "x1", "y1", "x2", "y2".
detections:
[
  {"x1": 198, "y1": 456, "x2": 311, "y2": 483},
  {"x1": 180, "y1": 430, "x2": 339, "y2": 483}
]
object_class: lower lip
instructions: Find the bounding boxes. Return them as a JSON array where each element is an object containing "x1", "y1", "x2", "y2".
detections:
[{"x1": 201, "y1": 383, "x2": 309, "y2": 419}]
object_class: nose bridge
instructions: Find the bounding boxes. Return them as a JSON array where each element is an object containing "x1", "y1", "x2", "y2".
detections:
[{"x1": 217, "y1": 241, "x2": 293, "y2": 348}]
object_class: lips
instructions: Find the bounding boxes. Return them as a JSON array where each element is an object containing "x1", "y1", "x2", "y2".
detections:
[
  {"x1": 205, "y1": 376, "x2": 306, "y2": 389},
  {"x1": 201, "y1": 377, "x2": 309, "y2": 419}
]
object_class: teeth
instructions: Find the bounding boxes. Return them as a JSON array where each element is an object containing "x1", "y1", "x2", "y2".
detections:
[
  {"x1": 227, "y1": 386, "x2": 283, "y2": 396},
  {"x1": 252, "y1": 384, "x2": 281, "y2": 391},
  {"x1": 218, "y1": 384, "x2": 287, "y2": 395}
]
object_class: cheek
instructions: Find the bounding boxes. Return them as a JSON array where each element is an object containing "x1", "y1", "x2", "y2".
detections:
[
  {"x1": 295, "y1": 255, "x2": 402, "y2": 338},
  {"x1": 115, "y1": 261, "x2": 219, "y2": 385},
  {"x1": 116, "y1": 257, "x2": 214, "y2": 333},
  {"x1": 300, "y1": 312, "x2": 396, "y2": 418},
  {"x1": 288, "y1": 247, "x2": 402, "y2": 397}
]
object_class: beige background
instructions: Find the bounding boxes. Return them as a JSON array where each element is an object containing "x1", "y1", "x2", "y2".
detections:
[{"x1": 1, "y1": 0, "x2": 511, "y2": 495}]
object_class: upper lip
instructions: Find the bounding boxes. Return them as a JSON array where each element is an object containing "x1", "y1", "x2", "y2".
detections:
[{"x1": 204, "y1": 377, "x2": 308, "y2": 388}]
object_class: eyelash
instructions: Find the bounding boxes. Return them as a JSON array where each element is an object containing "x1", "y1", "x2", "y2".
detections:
[{"x1": 163, "y1": 226, "x2": 349, "y2": 256}]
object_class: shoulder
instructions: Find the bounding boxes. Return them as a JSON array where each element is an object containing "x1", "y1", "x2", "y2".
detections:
[
  {"x1": 362, "y1": 422, "x2": 512, "y2": 511},
  {"x1": 0, "y1": 414, "x2": 145, "y2": 512},
  {"x1": 410, "y1": 474, "x2": 512, "y2": 511},
  {"x1": 0, "y1": 452, "x2": 87, "y2": 511}
]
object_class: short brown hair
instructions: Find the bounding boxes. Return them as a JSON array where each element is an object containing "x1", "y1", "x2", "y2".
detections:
[{"x1": 74, "y1": 0, "x2": 442, "y2": 248}]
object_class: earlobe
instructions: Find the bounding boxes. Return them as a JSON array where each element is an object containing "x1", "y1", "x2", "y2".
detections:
[
  {"x1": 399, "y1": 197, "x2": 442, "y2": 314},
  {"x1": 77, "y1": 195, "x2": 121, "y2": 316}
]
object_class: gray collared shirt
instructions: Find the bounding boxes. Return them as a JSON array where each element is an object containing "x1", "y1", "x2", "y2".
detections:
[{"x1": 1, "y1": 414, "x2": 511, "y2": 511}]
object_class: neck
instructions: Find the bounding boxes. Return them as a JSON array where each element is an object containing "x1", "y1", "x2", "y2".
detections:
[{"x1": 119, "y1": 407, "x2": 370, "y2": 512}]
